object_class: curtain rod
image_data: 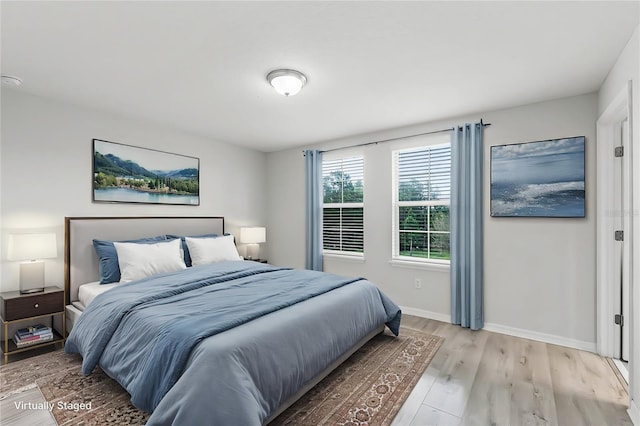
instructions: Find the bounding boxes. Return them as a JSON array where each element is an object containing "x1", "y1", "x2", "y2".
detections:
[{"x1": 303, "y1": 120, "x2": 491, "y2": 155}]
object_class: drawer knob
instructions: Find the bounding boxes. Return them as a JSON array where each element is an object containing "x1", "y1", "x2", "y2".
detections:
[{"x1": 34, "y1": 303, "x2": 39, "y2": 309}]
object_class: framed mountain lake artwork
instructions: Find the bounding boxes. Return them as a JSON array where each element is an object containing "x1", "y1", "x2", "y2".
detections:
[
  {"x1": 490, "y1": 136, "x2": 585, "y2": 218},
  {"x1": 93, "y1": 139, "x2": 200, "y2": 205}
]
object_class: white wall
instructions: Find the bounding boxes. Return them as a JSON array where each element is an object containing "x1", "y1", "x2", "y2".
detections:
[
  {"x1": 482, "y1": 96, "x2": 597, "y2": 349},
  {"x1": 267, "y1": 92, "x2": 598, "y2": 349},
  {"x1": 598, "y1": 25, "x2": 640, "y2": 425},
  {"x1": 0, "y1": 89, "x2": 268, "y2": 292}
]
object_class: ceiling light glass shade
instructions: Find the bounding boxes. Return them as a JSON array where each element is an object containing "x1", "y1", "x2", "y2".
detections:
[{"x1": 267, "y1": 69, "x2": 307, "y2": 96}]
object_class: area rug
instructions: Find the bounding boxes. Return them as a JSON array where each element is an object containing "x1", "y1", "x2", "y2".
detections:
[{"x1": 0, "y1": 328, "x2": 442, "y2": 425}]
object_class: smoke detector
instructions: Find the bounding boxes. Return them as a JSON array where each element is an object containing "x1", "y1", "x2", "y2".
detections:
[{"x1": 1, "y1": 75, "x2": 23, "y2": 87}]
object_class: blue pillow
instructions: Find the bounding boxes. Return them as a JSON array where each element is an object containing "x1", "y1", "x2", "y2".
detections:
[
  {"x1": 93, "y1": 236, "x2": 166, "y2": 284},
  {"x1": 166, "y1": 234, "x2": 218, "y2": 267}
]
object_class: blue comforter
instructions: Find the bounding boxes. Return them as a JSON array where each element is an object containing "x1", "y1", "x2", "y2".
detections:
[{"x1": 65, "y1": 261, "x2": 401, "y2": 424}]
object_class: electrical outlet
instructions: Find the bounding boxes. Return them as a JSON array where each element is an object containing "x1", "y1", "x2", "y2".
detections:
[{"x1": 414, "y1": 278, "x2": 422, "y2": 289}]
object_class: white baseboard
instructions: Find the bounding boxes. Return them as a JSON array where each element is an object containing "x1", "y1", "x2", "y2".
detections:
[
  {"x1": 483, "y1": 322, "x2": 597, "y2": 353},
  {"x1": 400, "y1": 306, "x2": 451, "y2": 324},
  {"x1": 400, "y1": 306, "x2": 597, "y2": 353},
  {"x1": 629, "y1": 399, "x2": 640, "y2": 426}
]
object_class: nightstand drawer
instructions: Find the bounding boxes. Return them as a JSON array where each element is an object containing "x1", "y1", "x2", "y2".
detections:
[{"x1": 2, "y1": 291, "x2": 64, "y2": 321}]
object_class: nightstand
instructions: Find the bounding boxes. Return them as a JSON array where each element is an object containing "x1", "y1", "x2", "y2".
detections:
[{"x1": 0, "y1": 286, "x2": 65, "y2": 364}]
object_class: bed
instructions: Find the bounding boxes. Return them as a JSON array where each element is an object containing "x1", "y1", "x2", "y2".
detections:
[{"x1": 63, "y1": 216, "x2": 401, "y2": 425}]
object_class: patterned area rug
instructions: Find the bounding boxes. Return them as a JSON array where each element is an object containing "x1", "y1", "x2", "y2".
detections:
[{"x1": 0, "y1": 328, "x2": 442, "y2": 425}]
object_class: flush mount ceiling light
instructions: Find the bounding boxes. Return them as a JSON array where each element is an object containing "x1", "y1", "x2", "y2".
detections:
[
  {"x1": 266, "y1": 69, "x2": 307, "y2": 97},
  {"x1": 1, "y1": 75, "x2": 22, "y2": 87}
]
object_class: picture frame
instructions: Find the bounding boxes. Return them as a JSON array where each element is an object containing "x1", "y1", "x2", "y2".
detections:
[
  {"x1": 490, "y1": 136, "x2": 585, "y2": 218},
  {"x1": 93, "y1": 139, "x2": 200, "y2": 205}
]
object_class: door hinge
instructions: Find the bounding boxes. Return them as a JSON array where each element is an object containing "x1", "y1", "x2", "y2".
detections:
[
  {"x1": 615, "y1": 146, "x2": 624, "y2": 157},
  {"x1": 615, "y1": 230, "x2": 624, "y2": 241},
  {"x1": 615, "y1": 314, "x2": 624, "y2": 326}
]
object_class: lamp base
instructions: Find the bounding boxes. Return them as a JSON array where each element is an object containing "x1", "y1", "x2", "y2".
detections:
[
  {"x1": 19, "y1": 261, "x2": 45, "y2": 294},
  {"x1": 246, "y1": 243, "x2": 259, "y2": 260}
]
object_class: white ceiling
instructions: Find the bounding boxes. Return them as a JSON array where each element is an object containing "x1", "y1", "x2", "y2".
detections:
[{"x1": 1, "y1": 1, "x2": 638, "y2": 152}]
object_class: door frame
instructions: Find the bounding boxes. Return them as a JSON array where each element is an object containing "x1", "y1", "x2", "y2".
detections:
[{"x1": 596, "y1": 81, "x2": 633, "y2": 358}]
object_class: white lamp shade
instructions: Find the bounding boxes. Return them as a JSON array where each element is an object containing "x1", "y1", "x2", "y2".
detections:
[
  {"x1": 240, "y1": 227, "x2": 266, "y2": 244},
  {"x1": 7, "y1": 233, "x2": 57, "y2": 261}
]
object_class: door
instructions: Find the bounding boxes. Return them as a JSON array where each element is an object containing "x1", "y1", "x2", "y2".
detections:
[
  {"x1": 620, "y1": 117, "x2": 630, "y2": 362},
  {"x1": 596, "y1": 81, "x2": 633, "y2": 365},
  {"x1": 612, "y1": 117, "x2": 630, "y2": 362}
]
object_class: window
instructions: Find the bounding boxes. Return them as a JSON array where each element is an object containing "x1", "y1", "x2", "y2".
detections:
[
  {"x1": 322, "y1": 156, "x2": 364, "y2": 255},
  {"x1": 392, "y1": 143, "x2": 451, "y2": 262}
]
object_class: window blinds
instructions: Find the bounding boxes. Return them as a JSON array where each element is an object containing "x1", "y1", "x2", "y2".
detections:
[{"x1": 322, "y1": 157, "x2": 364, "y2": 254}]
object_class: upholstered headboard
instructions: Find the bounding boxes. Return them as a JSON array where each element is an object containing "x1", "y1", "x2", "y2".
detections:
[{"x1": 64, "y1": 216, "x2": 225, "y2": 305}]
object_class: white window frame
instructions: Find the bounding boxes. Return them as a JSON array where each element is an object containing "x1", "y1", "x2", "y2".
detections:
[
  {"x1": 392, "y1": 138, "x2": 451, "y2": 265},
  {"x1": 322, "y1": 153, "x2": 364, "y2": 257}
]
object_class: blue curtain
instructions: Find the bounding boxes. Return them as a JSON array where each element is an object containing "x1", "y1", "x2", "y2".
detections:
[
  {"x1": 450, "y1": 123, "x2": 484, "y2": 330},
  {"x1": 305, "y1": 150, "x2": 323, "y2": 271}
]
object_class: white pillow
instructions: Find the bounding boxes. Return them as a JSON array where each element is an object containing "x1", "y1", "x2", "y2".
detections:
[
  {"x1": 114, "y1": 239, "x2": 187, "y2": 282},
  {"x1": 185, "y1": 235, "x2": 241, "y2": 266}
]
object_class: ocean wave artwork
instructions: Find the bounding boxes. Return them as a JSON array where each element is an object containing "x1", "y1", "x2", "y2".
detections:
[{"x1": 490, "y1": 136, "x2": 585, "y2": 217}]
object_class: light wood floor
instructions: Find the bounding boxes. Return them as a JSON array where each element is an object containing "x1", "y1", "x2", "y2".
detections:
[{"x1": 392, "y1": 315, "x2": 632, "y2": 426}]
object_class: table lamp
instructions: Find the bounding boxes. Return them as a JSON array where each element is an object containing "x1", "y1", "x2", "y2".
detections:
[
  {"x1": 240, "y1": 227, "x2": 266, "y2": 260},
  {"x1": 7, "y1": 233, "x2": 57, "y2": 294}
]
